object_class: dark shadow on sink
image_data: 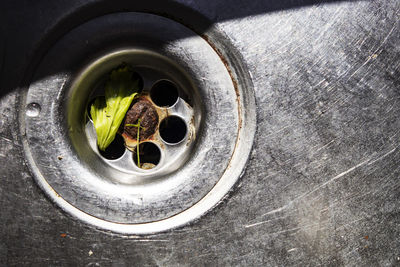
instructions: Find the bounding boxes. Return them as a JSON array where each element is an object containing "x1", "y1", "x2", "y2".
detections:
[{"x1": 0, "y1": 0, "x2": 367, "y2": 98}]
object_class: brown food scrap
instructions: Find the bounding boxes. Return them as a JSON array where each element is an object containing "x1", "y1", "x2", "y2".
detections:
[{"x1": 123, "y1": 97, "x2": 158, "y2": 141}]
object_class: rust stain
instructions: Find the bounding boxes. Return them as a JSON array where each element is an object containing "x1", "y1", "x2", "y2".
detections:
[
  {"x1": 200, "y1": 33, "x2": 244, "y2": 152},
  {"x1": 186, "y1": 116, "x2": 196, "y2": 146}
]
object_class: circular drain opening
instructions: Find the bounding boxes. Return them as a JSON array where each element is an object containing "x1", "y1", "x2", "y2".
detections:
[
  {"x1": 87, "y1": 96, "x2": 104, "y2": 121},
  {"x1": 99, "y1": 134, "x2": 125, "y2": 160},
  {"x1": 131, "y1": 72, "x2": 144, "y2": 94},
  {"x1": 133, "y1": 142, "x2": 161, "y2": 169},
  {"x1": 159, "y1": 116, "x2": 187, "y2": 144},
  {"x1": 21, "y1": 12, "x2": 256, "y2": 234},
  {"x1": 78, "y1": 52, "x2": 199, "y2": 178},
  {"x1": 150, "y1": 80, "x2": 179, "y2": 107}
]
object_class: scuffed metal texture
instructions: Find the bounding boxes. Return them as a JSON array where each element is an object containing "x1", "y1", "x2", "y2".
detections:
[{"x1": 1, "y1": 0, "x2": 399, "y2": 265}]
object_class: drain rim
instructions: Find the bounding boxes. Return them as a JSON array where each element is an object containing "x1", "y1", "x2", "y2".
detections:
[{"x1": 19, "y1": 12, "x2": 256, "y2": 233}]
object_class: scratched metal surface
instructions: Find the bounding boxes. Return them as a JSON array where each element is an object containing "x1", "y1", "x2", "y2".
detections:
[{"x1": 1, "y1": 0, "x2": 399, "y2": 266}]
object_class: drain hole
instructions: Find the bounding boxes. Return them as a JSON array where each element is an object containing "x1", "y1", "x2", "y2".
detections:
[
  {"x1": 133, "y1": 142, "x2": 161, "y2": 169},
  {"x1": 131, "y1": 71, "x2": 144, "y2": 94},
  {"x1": 150, "y1": 80, "x2": 179, "y2": 107},
  {"x1": 99, "y1": 134, "x2": 125, "y2": 160},
  {"x1": 159, "y1": 116, "x2": 187, "y2": 144},
  {"x1": 87, "y1": 96, "x2": 105, "y2": 121}
]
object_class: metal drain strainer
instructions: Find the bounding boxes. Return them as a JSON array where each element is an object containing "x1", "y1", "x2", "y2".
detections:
[{"x1": 20, "y1": 12, "x2": 256, "y2": 234}]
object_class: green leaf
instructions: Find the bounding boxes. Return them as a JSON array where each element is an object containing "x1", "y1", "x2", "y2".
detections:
[{"x1": 90, "y1": 66, "x2": 139, "y2": 151}]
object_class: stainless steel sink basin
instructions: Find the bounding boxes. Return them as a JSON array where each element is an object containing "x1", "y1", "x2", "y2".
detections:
[{"x1": 1, "y1": 0, "x2": 399, "y2": 265}]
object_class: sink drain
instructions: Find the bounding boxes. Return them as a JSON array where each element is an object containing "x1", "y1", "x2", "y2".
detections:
[
  {"x1": 73, "y1": 49, "x2": 199, "y2": 177},
  {"x1": 20, "y1": 12, "x2": 256, "y2": 234}
]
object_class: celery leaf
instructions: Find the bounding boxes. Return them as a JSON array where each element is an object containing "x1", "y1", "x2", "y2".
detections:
[{"x1": 90, "y1": 66, "x2": 139, "y2": 151}]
